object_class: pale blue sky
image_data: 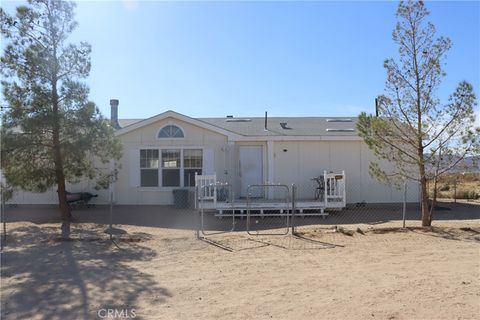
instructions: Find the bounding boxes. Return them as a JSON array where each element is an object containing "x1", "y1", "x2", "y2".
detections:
[{"x1": 2, "y1": 0, "x2": 479, "y2": 121}]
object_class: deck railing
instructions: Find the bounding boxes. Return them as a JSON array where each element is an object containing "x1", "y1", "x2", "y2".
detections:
[
  {"x1": 195, "y1": 173, "x2": 217, "y2": 209},
  {"x1": 324, "y1": 170, "x2": 346, "y2": 208},
  {"x1": 195, "y1": 170, "x2": 347, "y2": 211}
]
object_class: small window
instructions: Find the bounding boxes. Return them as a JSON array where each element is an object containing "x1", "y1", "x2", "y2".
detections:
[
  {"x1": 162, "y1": 149, "x2": 180, "y2": 186},
  {"x1": 140, "y1": 149, "x2": 159, "y2": 187},
  {"x1": 184, "y1": 149, "x2": 203, "y2": 187},
  {"x1": 158, "y1": 125, "x2": 184, "y2": 138}
]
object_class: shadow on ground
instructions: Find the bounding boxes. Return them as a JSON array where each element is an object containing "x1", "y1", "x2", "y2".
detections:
[
  {"x1": 1, "y1": 223, "x2": 171, "y2": 319},
  {"x1": 408, "y1": 226, "x2": 480, "y2": 243}
]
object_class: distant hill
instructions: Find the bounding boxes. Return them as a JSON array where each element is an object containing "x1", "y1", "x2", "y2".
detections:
[
  {"x1": 426, "y1": 156, "x2": 479, "y2": 173},
  {"x1": 452, "y1": 157, "x2": 479, "y2": 173}
]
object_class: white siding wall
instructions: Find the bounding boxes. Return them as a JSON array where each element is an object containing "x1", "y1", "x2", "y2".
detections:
[
  {"x1": 4, "y1": 162, "x2": 111, "y2": 205},
  {"x1": 272, "y1": 140, "x2": 420, "y2": 203}
]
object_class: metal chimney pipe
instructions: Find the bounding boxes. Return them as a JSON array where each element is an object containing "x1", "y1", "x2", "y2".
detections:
[
  {"x1": 264, "y1": 111, "x2": 268, "y2": 131},
  {"x1": 110, "y1": 99, "x2": 121, "y2": 129}
]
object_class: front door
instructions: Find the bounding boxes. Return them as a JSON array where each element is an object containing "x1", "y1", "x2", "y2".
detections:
[{"x1": 239, "y1": 145, "x2": 263, "y2": 198}]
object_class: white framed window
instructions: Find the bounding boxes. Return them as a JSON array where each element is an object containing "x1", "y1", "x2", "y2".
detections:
[
  {"x1": 162, "y1": 149, "x2": 181, "y2": 187},
  {"x1": 158, "y1": 124, "x2": 184, "y2": 138},
  {"x1": 140, "y1": 149, "x2": 159, "y2": 187},
  {"x1": 183, "y1": 149, "x2": 203, "y2": 187},
  {"x1": 139, "y1": 148, "x2": 204, "y2": 188}
]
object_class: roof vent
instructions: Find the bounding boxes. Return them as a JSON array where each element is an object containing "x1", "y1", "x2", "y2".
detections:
[
  {"x1": 326, "y1": 118, "x2": 353, "y2": 122},
  {"x1": 326, "y1": 128, "x2": 355, "y2": 132},
  {"x1": 280, "y1": 122, "x2": 291, "y2": 130},
  {"x1": 226, "y1": 118, "x2": 252, "y2": 122}
]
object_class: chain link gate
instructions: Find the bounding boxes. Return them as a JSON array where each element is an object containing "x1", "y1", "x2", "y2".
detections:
[
  {"x1": 195, "y1": 183, "x2": 293, "y2": 241},
  {"x1": 246, "y1": 184, "x2": 291, "y2": 236},
  {"x1": 197, "y1": 183, "x2": 237, "y2": 238},
  {"x1": 291, "y1": 183, "x2": 333, "y2": 237}
]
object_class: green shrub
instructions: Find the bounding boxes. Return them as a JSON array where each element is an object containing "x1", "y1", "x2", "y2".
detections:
[
  {"x1": 469, "y1": 191, "x2": 480, "y2": 199},
  {"x1": 456, "y1": 190, "x2": 480, "y2": 199},
  {"x1": 437, "y1": 191, "x2": 451, "y2": 199}
]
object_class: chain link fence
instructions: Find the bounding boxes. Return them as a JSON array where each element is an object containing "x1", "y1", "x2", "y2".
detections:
[
  {"x1": 2, "y1": 172, "x2": 476, "y2": 251},
  {"x1": 194, "y1": 178, "x2": 426, "y2": 250}
]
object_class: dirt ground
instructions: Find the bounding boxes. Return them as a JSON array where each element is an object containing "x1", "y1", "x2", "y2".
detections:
[{"x1": 1, "y1": 203, "x2": 479, "y2": 320}]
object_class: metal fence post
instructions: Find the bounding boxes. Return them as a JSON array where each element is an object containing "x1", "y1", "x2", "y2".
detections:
[
  {"x1": 291, "y1": 184, "x2": 296, "y2": 235},
  {"x1": 1, "y1": 193, "x2": 5, "y2": 249},
  {"x1": 453, "y1": 178, "x2": 457, "y2": 204},
  {"x1": 109, "y1": 190, "x2": 113, "y2": 241},
  {"x1": 195, "y1": 185, "x2": 200, "y2": 239},
  {"x1": 403, "y1": 181, "x2": 407, "y2": 228}
]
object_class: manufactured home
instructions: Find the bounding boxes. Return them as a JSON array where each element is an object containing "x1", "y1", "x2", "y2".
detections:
[{"x1": 7, "y1": 100, "x2": 420, "y2": 206}]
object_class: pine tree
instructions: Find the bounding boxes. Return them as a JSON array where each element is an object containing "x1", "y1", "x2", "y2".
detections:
[
  {"x1": 357, "y1": 1, "x2": 479, "y2": 227},
  {"x1": 1, "y1": 0, "x2": 122, "y2": 220}
]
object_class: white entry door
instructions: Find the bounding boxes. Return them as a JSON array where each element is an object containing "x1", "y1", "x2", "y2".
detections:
[{"x1": 239, "y1": 145, "x2": 263, "y2": 198}]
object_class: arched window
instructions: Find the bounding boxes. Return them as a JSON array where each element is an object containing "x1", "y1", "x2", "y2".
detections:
[{"x1": 158, "y1": 124, "x2": 184, "y2": 138}]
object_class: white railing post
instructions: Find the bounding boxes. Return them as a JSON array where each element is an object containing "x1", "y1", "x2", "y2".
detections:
[
  {"x1": 324, "y1": 170, "x2": 328, "y2": 206},
  {"x1": 213, "y1": 174, "x2": 217, "y2": 208},
  {"x1": 322, "y1": 170, "x2": 347, "y2": 209},
  {"x1": 195, "y1": 173, "x2": 217, "y2": 209}
]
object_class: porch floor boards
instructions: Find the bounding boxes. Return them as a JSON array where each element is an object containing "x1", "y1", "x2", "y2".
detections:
[{"x1": 200, "y1": 200, "x2": 333, "y2": 216}]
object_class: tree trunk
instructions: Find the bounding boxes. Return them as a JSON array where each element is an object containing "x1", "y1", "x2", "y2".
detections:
[
  {"x1": 52, "y1": 77, "x2": 71, "y2": 221},
  {"x1": 53, "y1": 134, "x2": 71, "y2": 221},
  {"x1": 419, "y1": 165, "x2": 431, "y2": 227},
  {"x1": 428, "y1": 148, "x2": 442, "y2": 226},
  {"x1": 55, "y1": 154, "x2": 71, "y2": 221},
  {"x1": 411, "y1": 27, "x2": 430, "y2": 227},
  {"x1": 412, "y1": 30, "x2": 431, "y2": 227}
]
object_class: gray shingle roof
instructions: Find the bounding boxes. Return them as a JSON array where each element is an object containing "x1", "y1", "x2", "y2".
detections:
[
  {"x1": 118, "y1": 119, "x2": 144, "y2": 128},
  {"x1": 119, "y1": 116, "x2": 359, "y2": 136}
]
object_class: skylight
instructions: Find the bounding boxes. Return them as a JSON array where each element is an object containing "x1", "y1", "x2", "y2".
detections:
[
  {"x1": 326, "y1": 119, "x2": 353, "y2": 122},
  {"x1": 326, "y1": 128, "x2": 355, "y2": 132},
  {"x1": 225, "y1": 118, "x2": 252, "y2": 122}
]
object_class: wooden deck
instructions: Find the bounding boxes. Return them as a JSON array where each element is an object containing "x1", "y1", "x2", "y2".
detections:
[{"x1": 199, "y1": 200, "x2": 338, "y2": 217}]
